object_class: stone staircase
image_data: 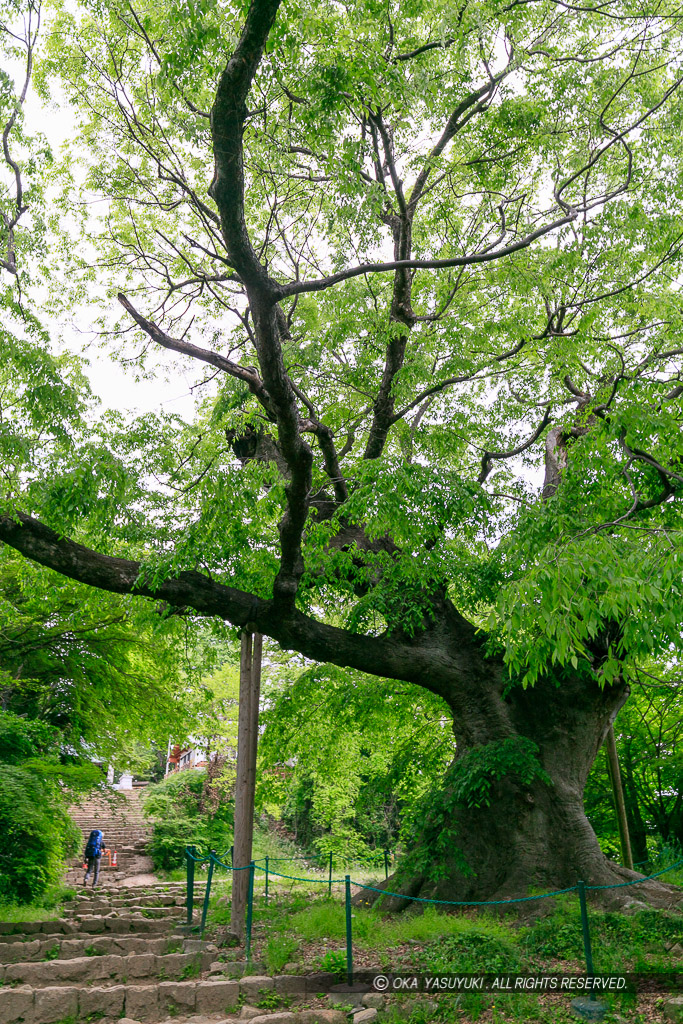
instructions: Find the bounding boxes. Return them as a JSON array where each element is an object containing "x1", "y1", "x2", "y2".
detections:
[
  {"x1": 0, "y1": 881, "x2": 350, "y2": 1024},
  {"x1": 0, "y1": 794, "x2": 350, "y2": 1024},
  {"x1": 67, "y1": 789, "x2": 155, "y2": 884},
  {"x1": 0, "y1": 881, "x2": 244, "y2": 1023}
]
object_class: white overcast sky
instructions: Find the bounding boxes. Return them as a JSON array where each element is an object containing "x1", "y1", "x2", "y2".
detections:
[{"x1": 21, "y1": 62, "x2": 201, "y2": 421}]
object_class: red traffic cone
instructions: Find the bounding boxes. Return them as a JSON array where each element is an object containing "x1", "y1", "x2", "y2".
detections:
[{"x1": 112, "y1": 850, "x2": 117, "y2": 866}]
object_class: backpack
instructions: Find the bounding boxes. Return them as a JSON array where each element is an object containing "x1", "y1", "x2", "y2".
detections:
[{"x1": 84, "y1": 829, "x2": 104, "y2": 858}]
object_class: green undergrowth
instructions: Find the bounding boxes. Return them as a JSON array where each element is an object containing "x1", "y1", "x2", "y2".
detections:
[
  {"x1": 0, "y1": 900, "x2": 62, "y2": 923},
  {"x1": 203, "y1": 888, "x2": 682, "y2": 1022},
  {"x1": 0, "y1": 883, "x2": 76, "y2": 923},
  {"x1": 203, "y1": 824, "x2": 389, "y2": 922}
]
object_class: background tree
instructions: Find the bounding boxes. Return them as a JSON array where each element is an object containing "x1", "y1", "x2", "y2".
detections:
[
  {"x1": 585, "y1": 673, "x2": 683, "y2": 866},
  {"x1": 258, "y1": 663, "x2": 455, "y2": 863},
  {"x1": 1, "y1": 0, "x2": 683, "y2": 902}
]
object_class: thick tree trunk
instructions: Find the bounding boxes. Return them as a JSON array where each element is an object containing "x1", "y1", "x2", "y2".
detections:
[{"x1": 384, "y1": 668, "x2": 681, "y2": 910}]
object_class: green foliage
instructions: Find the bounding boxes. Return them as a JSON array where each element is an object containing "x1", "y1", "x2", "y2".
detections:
[
  {"x1": 447, "y1": 738, "x2": 551, "y2": 810},
  {"x1": 315, "y1": 949, "x2": 347, "y2": 977},
  {"x1": 143, "y1": 771, "x2": 233, "y2": 871},
  {"x1": 421, "y1": 925, "x2": 524, "y2": 973},
  {"x1": 585, "y1": 682, "x2": 683, "y2": 860},
  {"x1": 255, "y1": 989, "x2": 290, "y2": 1009},
  {"x1": 522, "y1": 904, "x2": 682, "y2": 970},
  {"x1": 178, "y1": 956, "x2": 202, "y2": 979},
  {"x1": 0, "y1": 711, "x2": 81, "y2": 903},
  {"x1": 0, "y1": 551, "x2": 196, "y2": 764},
  {"x1": 264, "y1": 933, "x2": 299, "y2": 974},
  {"x1": 259, "y1": 662, "x2": 454, "y2": 862}
]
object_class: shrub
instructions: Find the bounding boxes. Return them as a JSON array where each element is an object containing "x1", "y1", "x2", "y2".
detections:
[
  {"x1": 142, "y1": 771, "x2": 233, "y2": 871},
  {"x1": 0, "y1": 713, "x2": 80, "y2": 904}
]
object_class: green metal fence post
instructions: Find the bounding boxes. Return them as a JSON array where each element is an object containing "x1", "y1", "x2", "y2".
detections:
[
  {"x1": 345, "y1": 875, "x2": 353, "y2": 986},
  {"x1": 265, "y1": 855, "x2": 269, "y2": 903},
  {"x1": 577, "y1": 881, "x2": 596, "y2": 1001},
  {"x1": 384, "y1": 849, "x2": 389, "y2": 880},
  {"x1": 245, "y1": 862, "x2": 255, "y2": 963},
  {"x1": 186, "y1": 846, "x2": 196, "y2": 926},
  {"x1": 328, "y1": 852, "x2": 333, "y2": 897},
  {"x1": 230, "y1": 844, "x2": 234, "y2": 868},
  {"x1": 199, "y1": 853, "x2": 215, "y2": 936}
]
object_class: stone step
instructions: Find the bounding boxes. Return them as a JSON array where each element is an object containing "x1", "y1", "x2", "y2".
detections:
[
  {"x1": 1, "y1": 949, "x2": 216, "y2": 987},
  {"x1": 0, "y1": 916, "x2": 175, "y2": 939},
  {"x1": 0, "y1": 933, "x2": 183, "y2": 963},
  {"x1": 71, "y1": 888, "x2": 205, "y2": 900},
  {"x1": 0, "y1": 976, "x2": 239, "y2": 1023},
  {"x1": 0, "y1": 975, "x2": 349, "y2": 1023},
  {"x1": 64, "y1": 894, "x2": 184, "y2": 909},
  {"x1": 66, "y1": 904, "x2": 182, "y2": 918}
]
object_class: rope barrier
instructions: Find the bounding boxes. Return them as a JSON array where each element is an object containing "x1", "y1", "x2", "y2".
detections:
[
  {"x1": 354, "y1": 881, "x2": 581, "y2": 906},
  {"x1": 586, "y1": 858, "x2": 683, "y2": 890},
  {"x1": 186, "y1": 846, "x2": 683, "y2": 906},
  {"x1": 253, "y1": 864, "x2": 348, "y2": 884},
  {"x1": 184, "y1": 844, "x2": 682, "y2": 987}
]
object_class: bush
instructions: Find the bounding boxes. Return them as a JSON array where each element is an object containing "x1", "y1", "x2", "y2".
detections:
[
  {"x1": 142, "y1": 770, "x2": 234, "y2": 871},
  {"x1": 147, "y1": 817, "x2": 211, "y2": 871},
  {"x1": 0, "y1": 753, "x2": 80, "y2": 905}
]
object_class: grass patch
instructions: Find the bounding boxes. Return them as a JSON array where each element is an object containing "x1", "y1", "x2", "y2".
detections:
[
  {"x1": 523, "y1": 903, "x2": 682, "y2": 970},
  {"x1": 0, "y1": 901, "x2": 62, "y2": 923},
  {"x1": 264, "y1": 932, "x2": 299, "y2": 973},
  {"x1": 315, "y1": 949, "x2": 347, "y2": 976},
  {"x1": 287, "y1": 900, "x2": 513, "y2": 952},
  {"x1": 255, "y1": 989, "x2": 290, "y2": 1010},
  {"x1": 178, "y1": 957, "x2": 202, "y2": 980}
]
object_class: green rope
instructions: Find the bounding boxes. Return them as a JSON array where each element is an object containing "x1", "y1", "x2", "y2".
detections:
[
  {"x1": 185, "y1": 849, "x2": 683, "y2": 905},
  {"x1": 586, "y1": 858, "x2": 683, "y2": 890}
]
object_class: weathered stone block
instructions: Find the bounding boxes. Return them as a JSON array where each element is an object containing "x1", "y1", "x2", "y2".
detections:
[
  {"x1": 78, "y1": 984, "x2": 126, "y2": 1019},
  {"x1": 245, "y1": 1014, "x2": 297, "y2": 1024},
  {"x1": 239, "y1": 975, "x2": 274, "y2": 1000},
  {"x1": 663, "y1": 996, "x2": 683, "y2": 1022},
  {"x1": 274, "y1": 974, "x2": 307, "y2": 994},
  {"x1": 299, "y1": 1012, "x2": 348, "y2": 1024},
  {"x1": 353, "y1": 1009, "x2": 378, "y2": 1023},
  {"x1": 126, "y1": 952, "x2": 157, "y2": 978},
  {"x1": 124, "y1": 984, "x2": 159, "y2": 1021},
  {"x1": 194, "y1": 979, "x2": 240, "y2": 1013},
  {"x1": 108, "y1": 918, "x2": 133, "y2": 934},
  {"x1": 239, "y1": 1007, "x2": 263, "y2": 1021},
  {"x1": 0, "y1": 984, "x2": 34, "y2": 1024},
  {"x1": 81, "y1": 916, "x2": 106, "y2": 933},
  {"x1": 34, "y1": 985, "x2": 78, "y2": 1023},
  {"x1": 60, "y1": 938, "x2": 85, "y2": 957},
  {"x1": 158, "y1": 980, "x2": 196, "y2": 1014},
  {"x1": 18, "y1": 939, "x2": 42, "y2": 960},
  {"x1": 5, "y1": 962, "x2": 44, "y2": 986},
  {"x1": 305, "y1": 972, "x2": 340, "y2": 992},
  {"x1": 361, "y1": 994, "x2": 385, "y2": 1009}
]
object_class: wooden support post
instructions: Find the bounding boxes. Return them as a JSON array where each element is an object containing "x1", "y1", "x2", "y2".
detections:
[
  {"x1": 604, "y1": 724, "x2": 634, "y2": 871},
  {"x1": 230, "y1": 631, "x2": 262, "y2": 937}
]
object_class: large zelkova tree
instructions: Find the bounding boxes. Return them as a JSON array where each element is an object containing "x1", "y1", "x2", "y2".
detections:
[{"x1": 2, "y1": 0, "x2": 683, "y2": 903}]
